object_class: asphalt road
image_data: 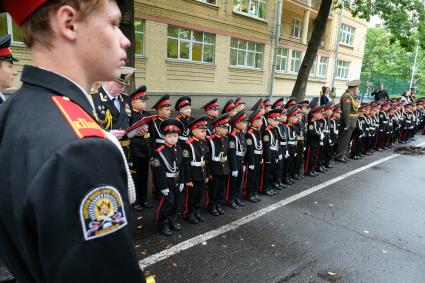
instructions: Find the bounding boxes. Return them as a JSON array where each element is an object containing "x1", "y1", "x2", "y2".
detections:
[{"x1": 133, "y1": 135, "x2": 425, "y2": 283}]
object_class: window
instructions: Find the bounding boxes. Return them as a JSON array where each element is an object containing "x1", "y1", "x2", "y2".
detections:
[
  {"x1": 290, "y1": 50, "x2": 302, "y2": 73},
  {"x1": 339, "y1": 23, "x2": 355, "y2": 46},
  {"x1": 310, "y1": 57, "x2": 317, "y2": 76},
  {"x1": 318, "y1": 56, "x2": 329, "y2": 77},
  {"x1": 135, "y1": 19, "x2": 144, "y2": 56},
  {"x1": 291, "y1": 18, "x2": 303, "y2": 39},
  {"x1": 233, "y1": 0, "x2": 267, "y2": 19},
  {"x1": 197, "y1": 0, "x2": 217, "y2": 4},
  {"x1": 167, "y1": 26, "x2": 215, "y2": 63},
  {"x1": 230, "y1": 38, "x2": 264, "y2": 69},
  {"x1": 276, "y1": 48, "x2": 288, "y2": 72},
  {"x1": 336, "y1": 60, "x2": 350, "y2": 79},
  {"x1": 0, "y1": 13, "x2": 23, "y2": 43}
]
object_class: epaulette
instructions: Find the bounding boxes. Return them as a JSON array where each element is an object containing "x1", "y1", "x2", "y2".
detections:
[
  {"x1": 186, "y1": 137, "x2": 194, "y2": 144},
  {"x1": 310, "y1": 118, "x2": 317, "y2": 122},
  {"x1": 265, "y1": 125, "x2": 272, "y2": 131},
  {"x1": 247, "y1": 129, "x2": 253, "y2": 135},
  {"x1": 156, "y1": 145, "x2": 165, "y2": 152},
  {"x1": 230, "y1": 130, "x2": 237, "y2": 136},
  {"x1": 52, "y1": 96, "x2": 106, "y2": 139},
  {"x1": 175, "y1": 114, "x2": 182, "y2": 119},
  {"x1": 207, "y1": 135, "x2": 213, "y2": 140}
]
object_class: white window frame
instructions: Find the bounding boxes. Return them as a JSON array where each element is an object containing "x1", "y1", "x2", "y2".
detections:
[
  {"x1": 233, "y1": 0, "x2": 267, "y2": 20},
  {"x1": 134, "y1": 19, "x2": 144, "y2": 57},
  {"x1": 339, "y1": 23, "x2": 355, "y2": 46},
  {"x1": 291, "y1": 18, "x2": 303, "y2": 39},
  {"x1": 230, "y1": 38, "x2": 264, "y2": 69},
  {"x1": 167, "y1": 26, "x2": 215, "y2": 63},
  {"x1": 310, "y1": 57, "x2": 317, "y2": 76},
  {"x1": 196, "y1": 0, "x2": 217, "y2": 5},
  {"x1": 318, "y1": 56, "x2": 329, "y2": 78},
  {"x1": 276, "y1": 48, "x2": 289, "y2": 73},
  {"x1": 289, "y1": 50, "x2": 302, "y2": 73},
  {"x1": 4, "y1": 14, "x2": 23, "y2": 44},
  {"x1": 336, "y1": 60, "x2": 350, "y2": 79}
]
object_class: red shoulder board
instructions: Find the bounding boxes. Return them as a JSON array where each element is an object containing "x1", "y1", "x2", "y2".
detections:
[
  {"x1": 247, "y1": 129, "x2": 253, "y2": 135},
  {"x1": 156, "y1": 145, "x2": 165, "y2": 152},
  {"x1": 52, "y1": 96, "x2": 105, "y2": 139},
  {"x1": 207, "y1": 135, "x2": 213, "y2": 140},
  {"x1": 175, "y1": 114, "x2": 182, "y2": 119},
  {"x1": 186, "y1": 137, "x2": 194, "y2": 144},
  {"x1": 265, "y1": 125, "x2": 272, "y2": 131},
  {"x1": 230, "y1": 130, "x2": 237, "y2": 136},
  {"x1": 310, "y1": 118, "x2": 316, "y2": 122}
]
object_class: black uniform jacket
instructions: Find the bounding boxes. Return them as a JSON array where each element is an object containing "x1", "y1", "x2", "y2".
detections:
[{"x1": 0, "y1": 66, "x2": 144, "y2": 283}]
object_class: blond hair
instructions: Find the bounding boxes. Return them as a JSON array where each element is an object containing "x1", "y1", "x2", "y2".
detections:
[{"x1": 21, "y1": 0, "x2": 108, "y2": 48}]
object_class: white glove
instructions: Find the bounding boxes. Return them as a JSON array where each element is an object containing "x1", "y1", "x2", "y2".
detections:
[
  {"x1": 320, "y1": 132, "x2": 324, "y2": 140},
  {"x1": 285, "y1": 151, "x2": 290, "y2": 158},
  {"x1": 161, "y1": 189, "x2": 169, "y2": 196},
  {"x1": 249, "y1": 165, "x2": 255, "y2": 170},
  {"x1": 320, "y1": 141, "x2": 324, "y2": 146},
  {"x1": 278, "y1": 154, "x2": 283, "y2": 160},
  {"x1": 232, "y1": 171, "x2": 238, "y2": 177},
  {"x1": 303, "y1": 147, "x2": 306, "y2": 151},
  {"x1": 294, "y1": 153, "x2": 297, "y2": 157},
  {"x1": 242, "y1": 166, "x2": 246, "y2": 172},
  {"x1": 179, "y1": 183, "x2": 184, "y2": 192}
]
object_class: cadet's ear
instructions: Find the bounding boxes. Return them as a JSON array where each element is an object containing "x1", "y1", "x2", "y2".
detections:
[{"x1": 50, "y1": 5, "x2": 78, "y2": 41}]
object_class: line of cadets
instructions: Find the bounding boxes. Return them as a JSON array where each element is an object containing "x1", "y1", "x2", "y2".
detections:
[{"x1": 126, "y1": 86, "x2": 425, "y2": 236}]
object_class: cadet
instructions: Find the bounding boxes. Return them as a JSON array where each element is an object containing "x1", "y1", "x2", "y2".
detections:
[
  {"x1": 350, "y1": 105, "x2": 367, "y2": 160},
  {"x1": 207, "y1": 114, "x2": 230, "y2": 216},
  {"x1": 377, "y1": 102, "x2": 390, "y2": 150},
  {"x1": 243, "y1": 109, "x2": 264, "y2": 203},
  {"x1": 222, "y1": 99, "x2": 237, "y2": 133},
  {"x1": 284, "y1": 106, "x2": 301, "y2": 184},
  {"x1": 335, "y1": 80, "x2": 361, "y2": 163},
  {"x1": 182, "y1": 116, "x2": 210, "y2": 224},
  {"x1": 148, "y1": 94, "x2": 172, "y2": 155},
  {"x1": 175, "y1": 95, "x2": 195, "y2": 144},
  {"x1": 227, "y1": 111, "x2": 248, "y2": 209},
  {"x1": 261, "y1": 109, "x2": 283, "y2": 196},
  {"x1": 0, "y1": 1, "x2": 146, "y2": 282},
  {"x1": 0, "y1": 34, "x2": 18, "y2": 105},
  {"x1": 129, "y1": 85, "x2": 153, "y2": 211},
  {"x1": 152, "y1": 119, "x2": 185, "y2": 236},
  {"x1": 329, "y1": 104, "x2": 342, "y2": 159},
  {"x1": 273, "y1": 99, "x2": 289, "y2": 189},
  {"x1": 92, "y1": 67, "x2": 135, "y2": 157},
  {"x1": 202, "y1": 98, "x2": 220, "y2": 136},
  {"x1": 319, "y1": 103, "x2": 334, "y2": 169},
  {"x1": 305, "y1": 105, "x2": 324, "y2": 177},
  {"x1": 234, "y1": 97, "x2": 246, "y2": 112}
]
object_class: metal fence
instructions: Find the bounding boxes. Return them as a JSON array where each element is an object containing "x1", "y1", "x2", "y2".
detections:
[{"x1": 360, "y1": 73, "x2": 421, "y2": 98}]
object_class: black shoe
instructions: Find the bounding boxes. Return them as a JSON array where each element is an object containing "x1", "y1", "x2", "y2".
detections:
[
  {"x1": 235, "y1": 198, "x2": 245, "y2": 206},
  {"x1": 306, "y1": 171, "x2": 316, "y2": 177},
  {"x1": 169, "y1": 221, "x2": 181, "y2": 231},
  {"x1": 320, "y1": 165, "x2": 328, "y2": 171},
  {"x1": 325, "y1": 163, "x2": 334, "y2": 169},
  {"x1": 316, "y1": 167, "x2": 326, "y2": 173},
  {"x1": 263, "y1": 189, "x2": 274, "y2": 197},
  {"x1": 292, "y1": 175, "x2": 302, "y2": 180},
  {"x1": 272, "y1": 183, "x2": 282, "y2": 191},
  {"x1": 270, "y1": 189, "x2": 277, "y2": 195},
  {"x1": 312, "y1": 170, "x2": 319, "y2": 176},
  {"x1": 283, "y1": 177, "x2": 292, "y2": 185},
  {"x1": 216, "y1": 204, "x2": 224, "y2": 215},
  {"x1": 288, "y1": 178, "x2": 295, "y2": 184},
  {"x1": 278, "y1": 181, "x2": 288, "y2": 188},
  {"x1": 209, "y1": 206, "x2": 219, "y2": 216},
  {"x1": 254, "y1": 194, "x2": 261, "y2": 202},
  {"x1": 335, "y1": 156, "x2": 348, "y2": 163},
  {"x1": 143, "y1": 201, "x2": 154, "y2": 208},
  {"x1": 159, "y1": 223, "x2": 172, "y2": 236},
  {"x1": 248, "y1": 195, "x2": 258, "y2": 203},
  {"x1": 195, "y1": 209, "x2": 206, "y2": 222},
  {"x1": 228, "y1": 200, "x2": 239, "y2": 209},
  {"x1": 133, "y1": 204, "x2": 144, "y2": 212},
  {"x1": 187, "y1": 212, "x2": 199, "y2": 224}
]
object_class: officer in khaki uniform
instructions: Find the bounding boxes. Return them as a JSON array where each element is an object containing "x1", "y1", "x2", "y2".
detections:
[{"x1": 335, "y1": 79, "x2": 361, "y2": 163}]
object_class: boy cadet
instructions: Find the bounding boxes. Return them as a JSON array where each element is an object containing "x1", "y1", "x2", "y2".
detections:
[
  {"x1": 284, "y1": 106, "x2": 301, "y2": 185},
  {"x1": 350, "y1": 105, "x2": 367, "y2": 160},
  {"x1": 202, "y1": 98, "x2": 220, "y2": 136},
  {"x1": 149, "y1": 95, "x2": 172, "y2": 153},
  {"x1": 222, "y1": 99, "x2": 237, "y2": 133},
  {"x1": 227, "y1": 111, "x2": 248, "y2": 209},
  {"x1": 182, "y1": 116, "x2": 210, "y2": 224},
  {"x1": 129, "y1": 85, "x2": 153, "y2": 211},
  {"x1": 329, "y1": 104, "x2": 342, "y2": 159},
  {"x1": 175, "y1": 95, "x2": 195, "y2": 144},
  {"x1": 273, "y1": 99, "x2": 288, "y2": 189},
  {"x1": 261, "y1": 108, "x2": 283, "y2": 196},
  {"x1": 244, "y1": 109, "x2": 264, "y2": 203},
  {"x1": 0, "y1": 1, "x2": 147, "y2": 282},
  {"x1": 152, "y1": 119, "x2": 185, "y2": 236},
  {"x1": 0, "y1": 34, "x2": 18, "y2": 105},
  {"x1": 305, "y1": 105, "x2": 325, "y2": 177},
  {"x1": 207, "y1": 114, "x2": 230, "y2": 216},
  {"x1": 319, "y1": 103, "x2": 334, "y2": 169},
  {"x1": 234, "y1": 97, "x2": 245, "y2": 112}
]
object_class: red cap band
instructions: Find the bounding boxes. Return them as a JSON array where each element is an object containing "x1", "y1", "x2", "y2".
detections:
[
  {"x1": 288, "y1": 109, "x2": 301, "y2": 118},
  {"x1": 267, "y1": 113, "x2": 280, "y2": 118},
  {"x1": 178, "y1": 100, "x2": 190, "y2": 109},
  {"x1": 225, "y1": 103, "x2": 235, "y2": 113},
  {"x1": 164, "y1": 125, "x2": 181, "y2": 133},
  {"x1": 0, "y1": 48, "x2": 11, "y2": 57},
  {"x1": 191, "y1": 120, "x2": 208, "y2": 130},
  {"x1": 131, "y1": 92, "x2": 145, "y2": 101},
  {"x1": 156, "y1": 100, "x2": 170, "y2": 109},
  {"x1": 3, "y1": 0, "x2": 48, "y2": 26}
]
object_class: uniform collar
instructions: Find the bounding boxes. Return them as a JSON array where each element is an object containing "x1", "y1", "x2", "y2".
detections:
[
  {"x1": 20, "y1": 65, "x2": 96, "y2": 120},
  {"x1": 103, "y1": 85, "x2": 120, "y2": 101},
  {"x1": 0, "y1": 91, "x2": 5, "y2": 102}
]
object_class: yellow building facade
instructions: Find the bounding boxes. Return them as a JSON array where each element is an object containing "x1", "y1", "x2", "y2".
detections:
[{"x1": 1, "y1": 0, "x2": 368, "y2": 107}]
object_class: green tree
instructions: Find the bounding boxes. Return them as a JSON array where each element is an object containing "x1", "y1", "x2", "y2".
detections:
[{"x1": 291, "y1": 0, "x2": 425, "y2": 101}]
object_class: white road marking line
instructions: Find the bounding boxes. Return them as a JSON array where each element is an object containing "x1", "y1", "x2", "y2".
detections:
[{"x1": 139, "y1": 141, "x2": 425, "y2": 269}]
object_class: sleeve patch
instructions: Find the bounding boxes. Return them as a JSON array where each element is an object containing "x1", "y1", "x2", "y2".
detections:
[
  {"x1": 309, "y1": 125, "x2": 314, "y2": 130},
  {"x1": 80, "y1": 186, "x2": 127, "y2": 241},
  {"x1": 182, "y1": 149, "x2": 190, "y2": 158},
  {"x1": 246, "y1": 139, "x2": 253, "y2": 145},
  {"x1": 151, "y1": 158, "x2": 161, "y2": 167},
  {"x1": 229, "y1": 141, "x2": 236, "y2": 149},
  {"x1": 263, "y1": 135, "x2": 270, "y2": 142}
]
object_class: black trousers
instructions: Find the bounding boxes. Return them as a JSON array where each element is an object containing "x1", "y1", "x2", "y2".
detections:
[
  {"x1": 184, "y1": 181, "x2": 206, "y2": 216},
  {"x1": 156, "y1": 189, "x2": 178, "y2": 226},
  {"x1": 208, "y1": 174, "x2": 227, "y2": 207},
  {"x1": 305, "y1": 142, "x2": 319, "y2": 173},
  {"x1": 262, "y1": 160, "x2": 278, "y2": 191},
  {"x1": 132, "y1": 156, "x2": 149, "y2": 205},
  {"x1": 243, "y1": 162, "x2": 261, "y2": 198},
  {"x1": 226, "y1": 163, "x2": 244, "y2": 203},
  {"x1": 294, "y1": 143, "x2": 304, "y2": 176}
]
